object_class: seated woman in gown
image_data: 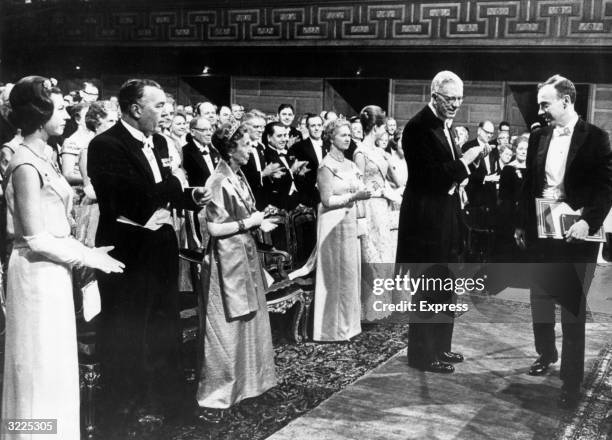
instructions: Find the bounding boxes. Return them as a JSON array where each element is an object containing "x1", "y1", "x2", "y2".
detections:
[
  {"x1": 196, "y1": 123, "x2": 278, "y2": 421},
  {"x1": 313, "y1": 119, "x2": 371, "y2": 342},
  {"x1": 1, "y1": 76, "x2": 123, "y2": 440}
]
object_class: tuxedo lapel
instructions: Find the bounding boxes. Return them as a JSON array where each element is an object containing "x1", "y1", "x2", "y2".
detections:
[
  {"x1": 307, "y1": 138, "x2": 321, "y2": 167},
  {"x1": 536, "y1": 127, "x2": 553, "y2": 192},
  {"x1": 433, "y1": 126, "x2": 454, "y2": 160},
  {"x1": 115, "y1": 122, "x2": 156, "y2": 183},
  {"x1": 565, "y1": 119, "x2": 587, "y2": 176}
]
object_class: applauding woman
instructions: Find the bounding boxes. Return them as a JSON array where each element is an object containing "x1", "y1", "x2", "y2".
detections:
[
  {"x1": 196, "y1": 124, "x2": 277, "y2": 418},
  {"x1": 2, "y1": 76, "x2": 124, "y2": 439},
  {"x1": 313, "y1": 119, "x2": 371, "y2": 341}
]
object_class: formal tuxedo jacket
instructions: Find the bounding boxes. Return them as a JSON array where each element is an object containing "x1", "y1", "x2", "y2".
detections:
[
  {"x1": 462, "y1": 138, "x2": 500, "y2": 208},
  {"x1": 263, "y1": 145, "x2": 301, "y2": 211},
  {"x1": 518, "y1": 119, "x2": 612, "y2": 243},
  {"x1": 290, "y1": 137, "x2": 327, "y2": 207},
  {"x1": 182, "y1": 134, "x2": 220, "y2": 187},
  {"x1": 396, "y1": 105, "x2": 468, "y2": 262},
  {"x1": 242, "y1": 141, "x2": 267, "y2": 210},
  {"x1": 88, "y1": 120, "x2": 197, "y2": 401},
  {"x1": 88, "y1": 121, "x2": 196, "y2": 249}
]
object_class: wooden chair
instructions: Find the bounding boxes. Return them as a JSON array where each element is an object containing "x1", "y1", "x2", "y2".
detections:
[{"x1": 178, "y1": 243, "x2": 313, "y2": 344}]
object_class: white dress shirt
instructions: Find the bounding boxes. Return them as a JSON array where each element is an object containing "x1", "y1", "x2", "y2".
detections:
[
  {"x1": 542, "y1": 113, "x2": 579, "y2": 200},
  {"x1": 194, "y1": 138, "x2": 215, "y2": 174},
  {"x1": 121, "y1": 120, "x2": 163, "y2": 183},
  {"x1": 310, "y1": 138, "x2": 323, "y2": 164}
]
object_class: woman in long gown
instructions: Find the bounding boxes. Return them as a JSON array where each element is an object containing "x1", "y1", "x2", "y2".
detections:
[
  {"x1": 196, "y1": 124, "x2": 277, "y2": 418},
  {"x1": 353, "y1": 105, "x2": 402, "y2": 322},
  {"x1": 1, "y1": 76, "x2": 123, "y2": 440},
  {"x1": 313, "y1": 119, "x2": 371, "y2": 342}
]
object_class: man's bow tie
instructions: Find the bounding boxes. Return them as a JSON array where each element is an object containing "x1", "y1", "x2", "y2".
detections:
[
  {"x1": 277, "y1": 149, "x2": 288, "y2": 156},
  {"x1": 555, "y1": 126, "x2": 572, "y2": 137},
  {"x1": 142, "y1": 138, "x2": 154, "y2": 150}
]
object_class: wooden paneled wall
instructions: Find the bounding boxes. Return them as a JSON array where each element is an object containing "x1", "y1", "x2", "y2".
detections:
[
  {"x1": 391, "y1": 80, "x2": 505, "y2": 134},
  {"x1": 592, "y1": 85, "x2": 612, "y2": 139},
  {"x1": 231, "y1": 77, "x2": 323, "y2": 115}
]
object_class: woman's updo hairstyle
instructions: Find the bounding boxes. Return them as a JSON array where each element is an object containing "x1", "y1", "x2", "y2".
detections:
[
  {"x1": 359, "y1": 105, "x2": 385, "y2": 135},
  {"x1": 8, "y1": 76, "x2": 62, "y2": 136},
  {"x1": 213, "y1": 123, "x2": 250, "y2": 162},
  {"x1": 322, "y1": 118, "x2": 351, "y2": 149}
]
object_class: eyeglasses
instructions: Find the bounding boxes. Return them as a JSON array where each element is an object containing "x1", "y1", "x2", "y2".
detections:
[{"x1": 435, "y1": 93, "x2": 464, "y2": 105}]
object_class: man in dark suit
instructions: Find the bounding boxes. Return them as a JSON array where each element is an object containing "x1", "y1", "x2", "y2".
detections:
[
  {"x1": 515, "y1": 75, "x2": 612, "y2": 408},
  {"x1": 242, "y1": 112, "x2": 283, "y2": 210},
  {"x1": 463, "y1": 120, "x2": 499, "y2": 208},
  {"x1": 182, "y1": 116, "x2": 220, "y2": 187},
  {"x1": 263, "y1": 122, "x2": 307, "y2": 211},
  {"x1": 396, "y1": 71, "x2": 484, "y2": 374},
  {"x1": 290, "y1": 114, "x2": 326, "y2": 208},
  {"x1": 88, "y1": 79, "x2": 210, "y2": 422},
  {"x1": 182, "y1": 116, "x2": 221, "y2": 246}
]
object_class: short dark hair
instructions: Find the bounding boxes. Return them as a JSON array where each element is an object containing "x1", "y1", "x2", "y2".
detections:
[
  {"x1": 8, "y1": 75, "x2": 62, "y2": 136},
  {"x1": 359, "y1": 105, "x2": 385, "y2": 134},
  {"x1": 498, "y1": 121, "x2": 510, "y2": 130},
  {"x1": 278, "y1": 103, "x2": 294, "y2": 114},
  {"x1": 118, "y1": 78, "x2": 162, "y2": 114},
  {"x1": 305, "y1": 113, "x2": 323, "y2": 127},
  {"x1": 538, "y1": 74, "x2": 576, "y2": 104},
  {"x1": 264, "y1": 121, "x2": 285, "y2": 141},
  {"x1": 85, "y1": 101, "x2": 109, "y2": 132}
]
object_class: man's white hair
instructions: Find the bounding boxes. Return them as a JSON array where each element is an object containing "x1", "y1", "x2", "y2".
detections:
[{"x1": 430, "y1": 70, "x2": 463, "y2": 95}]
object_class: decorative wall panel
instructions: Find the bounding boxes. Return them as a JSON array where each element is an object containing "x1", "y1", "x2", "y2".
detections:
[{"x1": 4, "y1": 0, "x2": 612, "y2": 48}]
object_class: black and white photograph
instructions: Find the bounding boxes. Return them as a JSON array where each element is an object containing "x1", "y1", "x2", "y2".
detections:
[{"x1": 0, "y1": 1, "x2": 611, "y2": 439}]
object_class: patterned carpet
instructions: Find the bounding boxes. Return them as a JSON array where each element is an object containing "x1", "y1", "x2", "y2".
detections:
[{"x1": 557, "y1": 343, "x2": 612, "y2": 440}]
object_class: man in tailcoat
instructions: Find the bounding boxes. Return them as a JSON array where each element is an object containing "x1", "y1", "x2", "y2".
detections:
[
  {"x1": 290, "y1": 114, "x2": 326, "y2": 208},
  {"x1": 515, "y1": 75, "x2": 612, "y2": 408},
  {"x1": 88, "y1": 79, "x2": 210, "y2": 422},
  {"x1": 396, "y1": 71, "x2": 484, "y2": 373}
]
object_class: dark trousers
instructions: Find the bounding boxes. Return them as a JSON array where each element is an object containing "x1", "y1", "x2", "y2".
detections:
[
  {"x1": 407, "y1": 263, "x2": 459, "y2": 367},
  {"x1": 96, "y1": 225, "x2": 184, "y2": 412},
  {"x1": 402, "y1": 194, "x2": 464, "y2": 367},
  {"x1": 528, "y1": 238, "x2": 597, "y2": 389}
]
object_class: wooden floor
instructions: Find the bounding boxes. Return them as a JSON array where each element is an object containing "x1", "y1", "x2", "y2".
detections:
[{"x1": 268, "y1": 265, "x2": 612, "y2": 440}]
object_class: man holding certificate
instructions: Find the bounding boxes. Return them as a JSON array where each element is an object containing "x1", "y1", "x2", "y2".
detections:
[{"x1": 515, "y1": 75, "x2": 612, "y2": 408}]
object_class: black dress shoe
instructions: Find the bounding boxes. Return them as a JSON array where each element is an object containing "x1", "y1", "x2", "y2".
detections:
[
  {"x1": 558, "y1": 388, "x2": 580, "y2": 409},
  {"x1": 528, "y1": 355, "x2": 558, "y2": 376},
  {"x1": 424, "y1": 361, "x2": 455, "y2": 373},
  {"x1": 439, "y1": 351, "x2": 464, "y2": 363}
]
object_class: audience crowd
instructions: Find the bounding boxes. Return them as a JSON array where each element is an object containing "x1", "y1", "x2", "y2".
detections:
[{"x1": 0, "y1": 74, "x2": 610, "y2": 438}]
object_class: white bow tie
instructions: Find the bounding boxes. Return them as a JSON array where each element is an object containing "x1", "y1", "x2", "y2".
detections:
[
  {"x1": 142, "y1": 137, "x2": 154, "y2": 150},
  {"x1": 555, "y1": 126, "x2": 572, "y2": 137}
]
